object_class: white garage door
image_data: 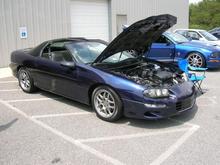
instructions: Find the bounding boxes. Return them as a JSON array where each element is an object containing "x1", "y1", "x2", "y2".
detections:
[{"x1": 70, "y1": 0, "x2": 109, "y2": 42}]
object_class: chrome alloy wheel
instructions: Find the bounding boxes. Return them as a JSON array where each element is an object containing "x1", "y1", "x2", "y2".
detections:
[
  {"x1": 19, "y1": 71, "x2": 31, "y2": 91},
  {"x1": 94, "y1": 89, "x2": 116, "y2": 118},
  {"x1": 187, "y1": 53, "x2": 203, "y2": 67}
]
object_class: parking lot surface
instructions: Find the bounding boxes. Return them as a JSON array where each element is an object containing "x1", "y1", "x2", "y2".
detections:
[{"x1": 0, "y1": 70, "x2": 220, "y2": 165}]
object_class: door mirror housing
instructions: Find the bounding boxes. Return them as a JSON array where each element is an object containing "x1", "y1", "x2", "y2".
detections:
[{"x1": 60, "y1": 61, "x2": 76, "y2": 69}]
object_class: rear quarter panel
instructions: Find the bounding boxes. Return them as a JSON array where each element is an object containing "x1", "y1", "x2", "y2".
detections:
[{"x1": 10, "y1": 49, "x2": 36, "y2": 77}]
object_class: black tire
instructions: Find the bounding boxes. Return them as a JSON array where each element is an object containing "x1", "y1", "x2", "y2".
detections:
[
  {"x1": 91, "y1": 86, "x2": 123, "y2": 122},
  {"x1": 18, "y1": 68, "x2": 36, "y2": 93},
  {"x1": 187, "y1": 52, "x2": 206, "y2": 68}
]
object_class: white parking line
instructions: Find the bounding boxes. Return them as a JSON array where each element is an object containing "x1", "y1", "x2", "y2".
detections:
[
  {"x1": 0, "y1": 96, "x2": 201, "y2": 165},
  {"x1": 148, "y1": 118, "x2": 200, "y2": 165},
  {"x1": 0, "y1": 89, "x2": 21, "y2": 92},
  {"x1": 150, "y1": 125, "x2": 199, "y2": 165},
  {"x1": 196, "y1": 96, "x2": 217, "y2": 106},
  {"x1": 7, "y1": 97, "x2": 61, "y2": 103},
  {"x1": 31, "y1": 112, "x2": 92, "y2": 119},
  {"x1": 0, "y1": 81, "x2": 17, "y2": 83},
  {"x1": 208, "y1": 97, "x2": 217, "y2": 105},
  {"x1": 0, "y1": 99, "x2": 124, "y2": 165},
  {"x1": 78, "y1": 127, "x2": 190, "y2": 143}
]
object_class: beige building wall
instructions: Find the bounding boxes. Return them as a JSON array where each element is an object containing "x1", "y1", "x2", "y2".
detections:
[
  {"x1": 0, "y1": 0, "x2": 71, "y2": 67},
  {"x1": 0, "y1": 0, "x2": 188, "y2": 67},
  {"x1": 110, "y1": 0, "x2": 189, "y2": 38}
]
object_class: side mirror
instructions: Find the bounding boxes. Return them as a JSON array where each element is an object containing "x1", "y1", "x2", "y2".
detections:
[{"x1": 60, "y1": 61, "x2": 76, "y2": 70}]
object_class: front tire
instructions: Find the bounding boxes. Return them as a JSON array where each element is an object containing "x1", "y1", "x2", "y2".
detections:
[
  {"x1": 187, "y1": 52, "x2": 205, "y2": 68},
  {"x1": 18, "y1": 68, "x2": 36, "y2": 93},
  {"x1": 92, "y1": 86, "x2": 123, "y2": 122}
]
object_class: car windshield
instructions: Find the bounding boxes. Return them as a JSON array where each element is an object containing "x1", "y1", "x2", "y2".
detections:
[
  {"x1": 66, "y1": 42, "x2": 107, "y2": 63},
  {"x1": 167, "y1": 33, "x2": 189, "y2": 43},
  {"x1": 199, "y1": 30, "x2": 218, "y2": 41},
  {"x1": 102, "y1": 51, "x2": 135, "y2": 64}
]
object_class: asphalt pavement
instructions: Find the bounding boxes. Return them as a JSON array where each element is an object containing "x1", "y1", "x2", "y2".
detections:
[{"x1": 0, "y1": 69, "x2": 220, "y2": 165}]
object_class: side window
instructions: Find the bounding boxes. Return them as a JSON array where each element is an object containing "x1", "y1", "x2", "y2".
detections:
[
  {"x1": 214, "y1": 32, "x2": 220, "y2": 39},
  {"x1": 176, "y1": 30, "x2": 186, "y2": 37},
  {"x1": 156, "y1": 36, "x2": 172, "y2": 44},
  {"x1": 41, "y1": 42, "x2": 73, "y2": 63},
  {"x1": 41, "y1": 45, "x2": 51, "y2": 60},
  {"x1": 188, "y1": 31, "x2": 201, "y2": 40}
]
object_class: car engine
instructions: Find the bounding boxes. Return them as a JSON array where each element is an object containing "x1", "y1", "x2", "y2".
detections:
[{"x1": 112, "y1": 62, "x2": 185, "y2": 88}]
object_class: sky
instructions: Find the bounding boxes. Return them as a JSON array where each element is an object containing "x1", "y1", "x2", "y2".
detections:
[{"x1": 189, "y1": 0, "x2": 203, "y2": 4}]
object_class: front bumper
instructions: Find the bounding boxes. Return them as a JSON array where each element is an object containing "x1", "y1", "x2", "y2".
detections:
[
  {"x1": 207, "y1": 58, "x2": 220, "y2": 68},
  {"x1": 123, "y1": 82, "x2": 196, "y2": 120}
]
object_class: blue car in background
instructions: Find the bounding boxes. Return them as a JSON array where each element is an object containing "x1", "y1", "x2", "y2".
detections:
[{"x1": 146, "y1": 32, "x2": 220, "y2": 68}]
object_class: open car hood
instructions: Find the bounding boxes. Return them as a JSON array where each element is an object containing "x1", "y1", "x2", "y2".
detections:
[{"x1": 94, "y1": 14, "x2": 177, "y2": 63}]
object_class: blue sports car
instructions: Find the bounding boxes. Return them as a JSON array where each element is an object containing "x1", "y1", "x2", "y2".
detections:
[
  {"x1": 10, "y1": 14, "x2": 196, "y2": 121},
  {"x1": 146, "y1": 32, "x2": 220, "y2": 68}
]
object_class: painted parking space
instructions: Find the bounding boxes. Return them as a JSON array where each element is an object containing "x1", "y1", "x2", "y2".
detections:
[
  {"x1": 9, "y1": 98, "x2": 91, "y2": 116},
  {"x1": 0, "y1": 80, "x2": 19, "y2": 90},
  {"x1": 1, "y1": 74, "x2": 220, "y2": 164},
  {"x1": 0, "y1": 104, "x2": 110, "y2": 165},
  {"x1": 37, "y1": 114, "x2": 190, "y2": 140},
  {"x1": 0, "y1": 90, "x2": 59, "y2": 101}
]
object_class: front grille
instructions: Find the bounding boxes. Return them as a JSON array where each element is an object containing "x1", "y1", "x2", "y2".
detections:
[{"x1": 176, "y1": 96, "x2": 194, "y2": 111}]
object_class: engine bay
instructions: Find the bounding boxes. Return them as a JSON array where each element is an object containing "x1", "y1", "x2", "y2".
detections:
[{"x1": 110, "y1": 61, "x2": 185, "y2": 88}]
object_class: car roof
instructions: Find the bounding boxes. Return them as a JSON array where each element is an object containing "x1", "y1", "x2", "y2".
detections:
[
  {"x1": 30, "y1": 37, "x2": 108, "y2": 57},
  {"x1": 209, "y1": 27, "x2": 220, "y2": 33},
  {"x1": 47, "y1": 37, "x2": 107, "y2": 44},
  {"x1": 175, "y1": 29, "x2": 205, "y2": 32}
]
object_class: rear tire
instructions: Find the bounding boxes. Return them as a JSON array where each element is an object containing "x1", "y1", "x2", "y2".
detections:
[
  {"x1": 92, "y1": 86, "x2": 123, "y2": 122},
  {"x1": 18, "y1": 68, "x2": 36, "y2": 93}
]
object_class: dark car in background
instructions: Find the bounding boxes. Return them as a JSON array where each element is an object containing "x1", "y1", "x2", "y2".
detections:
[
  {"x1": 10, "y1": 14, "x2": 196, "y2": 121},
  {"x1": 209, "y1": 27, "x2": 220, "y2": 39},
  {"x1": 146, "y1": 32, "x2": 220, "y2": 68}
]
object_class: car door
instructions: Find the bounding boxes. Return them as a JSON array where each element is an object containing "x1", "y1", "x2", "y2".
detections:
[
  {"x1": 146, "y1": 35, "x2": 175, "y2": 63},
  {"x1": 51, "y1": 50, "x2": 80, "y2": 101},
  {"x1": 34, "y1": 43, "x2": 58, "y2": 92},
  {"x1": 34, "y1": 42, "x2": 80, "y2": 101},
  {"x1": 187, "y1": 31, "x2": 202, "y2": 41}
]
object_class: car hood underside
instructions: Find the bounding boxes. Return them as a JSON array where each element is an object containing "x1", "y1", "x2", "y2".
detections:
[{"x1": 94, "y1": 14, "x2": 177, "y2": 63}]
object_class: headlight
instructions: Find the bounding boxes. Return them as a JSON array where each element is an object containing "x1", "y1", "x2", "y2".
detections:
[
  {"x1": 210, "y1": 52, "x2": 220, "y2": 58},
  {"x1": 143, "y1": 88, "x2": 169, "y2": 98}
]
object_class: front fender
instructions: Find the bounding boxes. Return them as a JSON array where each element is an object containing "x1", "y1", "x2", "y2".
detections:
[
  {"x1": 83, "y1": 65, "x2": 146, "y2": 103},
  {"x1": 175, "y1": 45, "x2": 211, "y2": 59}
]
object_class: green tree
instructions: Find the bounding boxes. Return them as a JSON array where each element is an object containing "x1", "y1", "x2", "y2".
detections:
[{"x1": 190, "y1": 0, "x2": 220, "y2": 30}]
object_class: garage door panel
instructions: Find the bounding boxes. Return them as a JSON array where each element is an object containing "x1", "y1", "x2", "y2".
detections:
[{"x1": 71, "y1": 0, "x2": 109, "y2": 41}]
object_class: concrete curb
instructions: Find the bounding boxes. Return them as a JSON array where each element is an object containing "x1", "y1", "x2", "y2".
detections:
[{"x1": 0, "y1": 67, "x2": 12, "y2": 78}]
